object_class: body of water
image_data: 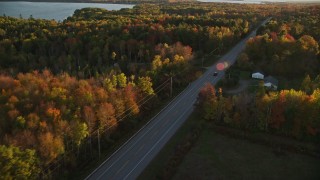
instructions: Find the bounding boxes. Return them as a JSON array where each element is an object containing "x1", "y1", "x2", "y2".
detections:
[
  {"x1": 0, "y1": 1, "x2": 134, "y2": 21},
  {"x1": 1, "y1": 1, "x2": 313, "y2": 21}
]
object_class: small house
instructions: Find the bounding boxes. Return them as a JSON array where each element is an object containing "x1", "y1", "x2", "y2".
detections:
[
  {"x1": 252, "y1": 72, "x2": 264, "y2": 80},
  {"x1": 264, "y1": 76, "x2": 278, "y2": 90}
]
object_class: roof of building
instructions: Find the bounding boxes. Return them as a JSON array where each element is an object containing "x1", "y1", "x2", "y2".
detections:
[
  {"x1": 264, "y1": 76, "x2": 278, "y2": 86},
  {"x1": 252, "y1": 72, "x2": 264, "y2": 75}
]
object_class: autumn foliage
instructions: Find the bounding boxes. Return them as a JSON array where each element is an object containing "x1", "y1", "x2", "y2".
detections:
[
  {"x1": 1, "y1": 2, "x2": 319, "y2": 178},
  {"x1": 0, "y1": 70, "x2": 155, "y2": 169},
  {"x1": 239, "y1": 7, "x2": 320, "y2": 78},
  {"x1": 197, "y1": 84, "x2": 320, "y2": 141}
]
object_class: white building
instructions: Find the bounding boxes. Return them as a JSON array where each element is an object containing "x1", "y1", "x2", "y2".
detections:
[
  {"x1": 252, "y1": 72, "x2": 264, "y2": 80},
  {"x1": 264, "y1": 76, "x2": 278, "y2": 90}
]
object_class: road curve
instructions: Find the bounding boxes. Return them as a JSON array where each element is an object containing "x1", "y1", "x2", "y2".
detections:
[{"x1": 86, "y1": 18, "x2": 271, "y2": 180}]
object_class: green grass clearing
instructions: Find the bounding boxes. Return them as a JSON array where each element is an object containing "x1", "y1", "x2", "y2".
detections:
[
  {"x1": 173, "y1": 128, "x2": 320, "y2": 179},
  {"x1": 239, "y1": 70, "x2": 251, "y2": 79},
  {"x1": 140, "y1": 112, "x2": 320, "y2": 180}
]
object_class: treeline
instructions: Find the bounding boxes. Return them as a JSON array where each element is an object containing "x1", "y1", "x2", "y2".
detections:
[
  {"x1": 212, "y1": 4, "x2": 320, "y2": 141},
  {"x1": 237, "y1": 5, "x2": 320, "y2": 77},
  {"x1": 197, "y1": 83, "x2": 320, "y2": 142},
  {"x1": 0, "y1": 70, "x2": 155, "y2": 177}
]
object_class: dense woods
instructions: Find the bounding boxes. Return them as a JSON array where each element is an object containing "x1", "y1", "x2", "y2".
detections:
[
  {"x1": 1, "y1": 2, "x2": 319, "y2": 178},
  {"x1": 238, "y1": 5, "x2": 320, "y2": 77},
  {"x1": 197, "y1": 83, "x2": 320, "y2": 141},
  {"x1": 0, "y1": 70, "x2": 156, "y2": 176},
  {"x1": 197, "y1": 3, "x2": 320, "y2": 142},
  {"x1": 0, "y1": 3, "x2": 263, "y2": 78},
  {"x1": 0, "y1": 2, "x2": 267, "y2": 177}
]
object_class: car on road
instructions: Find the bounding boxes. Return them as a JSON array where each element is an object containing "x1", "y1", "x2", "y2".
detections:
[{"x1": 213, "y1": 72, "x2": 218, "y2": 76}]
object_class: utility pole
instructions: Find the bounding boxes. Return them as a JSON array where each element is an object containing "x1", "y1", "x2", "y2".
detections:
[
  {"x1": 170, "y1": 76, "x2": 173, "y2": 97},
  {"x1": 202, "y1": 57, "x2": 204, "y2": 68},
  {"x1": 97, "y1": 129, "x2": 101, "y2": 159}
]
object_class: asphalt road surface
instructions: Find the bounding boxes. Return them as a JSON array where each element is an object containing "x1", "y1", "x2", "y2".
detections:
[{"x1": 86, "y1": 18, "x2": 271, "y2": 180}]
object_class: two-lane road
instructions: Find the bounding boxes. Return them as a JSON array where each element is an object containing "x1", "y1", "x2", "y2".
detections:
[{"x1": 86, "y1": 18, "x2": 271, "y2": 180}]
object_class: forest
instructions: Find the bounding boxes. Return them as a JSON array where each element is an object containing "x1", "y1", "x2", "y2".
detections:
[
  {"x1": 196, "y1": 3, "x2": 320, "y2": 142},
  {"x1": 238, "y1": 5, "x2": 319, "y2": 77},
  {"x1": 0, "y1": 3, "x2": 261, "y2": 77},
  {"x1": 197, "y1": 83, "x2": 320, "y2": 141},
  {"x1": 0, "y1": 2, "x2": 319, "y2": 179}
]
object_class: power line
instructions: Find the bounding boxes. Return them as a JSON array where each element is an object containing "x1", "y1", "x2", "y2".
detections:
[{"x1": 41, "y1": 74, "x2": 172, "y2": 177}]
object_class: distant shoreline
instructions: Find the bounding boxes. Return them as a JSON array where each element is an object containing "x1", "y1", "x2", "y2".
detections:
[
  {"x1": 0, "y1": 0, "x2": 197, "y2": 4},
  {"x1": 0, "y1": 1, "x2": 136, "y2": 21}
]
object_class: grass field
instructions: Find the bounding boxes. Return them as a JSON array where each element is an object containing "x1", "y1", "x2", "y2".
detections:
[
  {"x1": 239, "y1": 70, "x2": 251, "y2": 79},
  {"x1": 140, "y1": 113, "x2": 320, "y2": 180},
  {"x1": 173, "y1": 129, "x2": 320, "y2": 180}
]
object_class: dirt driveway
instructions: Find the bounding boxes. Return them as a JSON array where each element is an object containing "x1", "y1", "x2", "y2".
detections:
[{"x1": 225, "y1": 79, "x2": 251, "y2": 94}]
